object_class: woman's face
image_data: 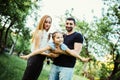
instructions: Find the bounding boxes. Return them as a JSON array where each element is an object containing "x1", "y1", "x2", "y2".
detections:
[
  {"x1": 53, "y1": 33, "x2": 64, "y2": 45},
  {"x1": 43, "y1": 17, "x2": 52, "y2": 31}
]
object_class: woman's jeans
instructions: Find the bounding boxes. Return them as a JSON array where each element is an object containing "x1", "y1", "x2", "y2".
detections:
[{"x1": 49, "y1": 64, "x2": 74, "y2": 80}]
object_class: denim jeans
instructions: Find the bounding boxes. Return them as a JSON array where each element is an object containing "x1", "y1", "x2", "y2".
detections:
[{"x1": 49, "y1": 64, "x2": 74, "y2": 80}]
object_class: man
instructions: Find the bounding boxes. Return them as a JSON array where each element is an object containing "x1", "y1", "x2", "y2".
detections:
[{"x1": 49, "y1": 17, "x2": 84, "y2": 80}]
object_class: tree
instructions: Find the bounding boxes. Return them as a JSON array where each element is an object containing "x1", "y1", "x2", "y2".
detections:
[
  {"x1": 101, "y1": 0, "x2": 120, "y2": 79},
  {"x1": 0, "y1": 0, "x2": 34, "y2": 53}
]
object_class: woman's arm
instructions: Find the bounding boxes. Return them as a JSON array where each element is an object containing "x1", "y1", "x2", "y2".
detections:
[{"x1": 20, "y1": 46, "x2": 51, "y2": 59}]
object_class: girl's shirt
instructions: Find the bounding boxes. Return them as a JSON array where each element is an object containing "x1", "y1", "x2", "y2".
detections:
[{"x1": 48, "y1": 42, "x2": 68, "y2": 51}]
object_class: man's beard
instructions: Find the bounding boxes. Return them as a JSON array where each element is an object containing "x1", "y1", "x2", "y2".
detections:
[{"x1": 66, "y1": 27, "x2": 73, "y2": 32}]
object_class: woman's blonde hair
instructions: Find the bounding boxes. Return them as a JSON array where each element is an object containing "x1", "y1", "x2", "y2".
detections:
[{"x1": 31, "y1": 15, "x2": 52, "y2": 42}]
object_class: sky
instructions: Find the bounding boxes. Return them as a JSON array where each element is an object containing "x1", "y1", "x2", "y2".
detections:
[
  {"x1": 40, "y1": 0, "x2": 103, "y2": 20},
  {"x1": 28, "y1": 0, "x2": 104, "y2": 32},
  {"x1": 41, "y1": 0, "x2": 104, "y2": 32}
]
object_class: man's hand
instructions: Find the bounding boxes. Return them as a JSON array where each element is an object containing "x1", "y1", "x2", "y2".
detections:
[
  {"x1": 80, "y1": 57, "x2": 91, "y2": 62},
  {"x1": 52, "y1": 48, "x2": 66, "y2": 55}
]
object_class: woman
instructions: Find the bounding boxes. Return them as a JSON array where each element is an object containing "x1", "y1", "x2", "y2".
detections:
[{"x1": 22, "y1": 15, "x2": 52, "y2": 80}]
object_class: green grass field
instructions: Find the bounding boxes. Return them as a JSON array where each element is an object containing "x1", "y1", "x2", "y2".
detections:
[{"x1": 0, "y1": 53, "x2": 88, "y2": 80}]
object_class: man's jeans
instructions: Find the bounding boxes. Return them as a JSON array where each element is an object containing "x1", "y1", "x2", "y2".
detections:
[{"x1": 49, "y1": 64, "x2": 74, "y2": 80}]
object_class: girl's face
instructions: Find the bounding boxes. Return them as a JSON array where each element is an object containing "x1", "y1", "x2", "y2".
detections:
[
  {"x1": 53, "y1": 33, "x2": 64, "y2": 45},
  {"x1": 43, "y1": 17, "x2": 52, "y2": 31}
]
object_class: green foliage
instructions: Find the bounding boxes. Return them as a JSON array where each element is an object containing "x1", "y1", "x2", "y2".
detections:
[
  {"x1": 74, "y1": 61, "x2": 84, "y2": 75},
  {"x1": 15, "y1": 34, "x2": 31, "y2": 54},
  {"x1": 96, "y1": 17, "x2": 112, "y2": 36},
  {"x1": 0, "y1": 53, "x2": 26, "y2": 80},
  {"x1": 0, "y1": 0, "x2": 32, "y2": 17},
  {"x1": 0, "y1": 0, "x2": 35, "y2": 53},
  {"x1": 15, "y1": 27, "x2": 31, "y2": 54},
  {"x1": 99, "y1": 63, "x2": 111, "y2": 79}
]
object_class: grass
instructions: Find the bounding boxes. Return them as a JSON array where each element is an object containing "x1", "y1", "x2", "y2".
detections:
[
  {"x1": 0, "y1": 53, "x2": 88, "y2": 80},
  {"x1": 0, "y1": 53, "x2": 26, "y2": 80}
]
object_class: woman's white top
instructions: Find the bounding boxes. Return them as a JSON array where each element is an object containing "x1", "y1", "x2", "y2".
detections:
[{"x1": 31, "y1": 30, "x2": 48, "y2": 52}]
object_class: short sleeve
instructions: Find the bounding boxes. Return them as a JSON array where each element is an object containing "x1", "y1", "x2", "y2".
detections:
[
  {"x1": 48, "y1": 42, "x2": 55, "y2": 50},
  {"x1": 60, "y1": 43, "x2": 68, "y2": 51},
  {"x1": 74, "y1": 32, "x2": 83, "y2": 43}
]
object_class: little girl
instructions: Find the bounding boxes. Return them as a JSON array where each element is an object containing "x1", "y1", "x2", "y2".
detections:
[{"x1": 20, "y1": 31, "x2": 90, "y2": 62}]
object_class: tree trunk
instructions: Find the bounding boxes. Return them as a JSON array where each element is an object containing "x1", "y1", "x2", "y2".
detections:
[
  {"x1": 0, "y1": 18, "x2": 10, "y2": 53},
  {"x1": 4, "y1": 20, "x2": 14, "y2": 47},
  {"x1": 9, "y1": 36, "x2": 18, "y2": 55},
  {"x1": 0, "y1": 28, "x2": 5, "y2": 53}
]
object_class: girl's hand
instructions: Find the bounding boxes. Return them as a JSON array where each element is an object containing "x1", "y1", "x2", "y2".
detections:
[{"x1": 48, "y1": 53, "x2": 60, "y2": 58}]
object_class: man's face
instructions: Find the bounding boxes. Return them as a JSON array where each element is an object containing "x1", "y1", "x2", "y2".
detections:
[{"x1": 65, "y1": 20, "x2": 75, "y2": 32}]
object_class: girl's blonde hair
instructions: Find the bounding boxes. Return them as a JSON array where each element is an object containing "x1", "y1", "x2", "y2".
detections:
[{"x1": 31, "y1": 15, "x2": 52, "y2": 42}]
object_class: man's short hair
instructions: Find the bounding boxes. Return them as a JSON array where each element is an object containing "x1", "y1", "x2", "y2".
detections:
[{"x1": 66, "y1": 17, "x2": 76, "y2": 25}]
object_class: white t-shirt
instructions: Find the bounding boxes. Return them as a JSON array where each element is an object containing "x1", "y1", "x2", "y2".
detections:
[{"x1": 31, "y1": 30, "x2": 48, "y2": 52}]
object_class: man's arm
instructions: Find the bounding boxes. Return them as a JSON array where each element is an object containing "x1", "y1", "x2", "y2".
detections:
[
  {"x1": 66, "y1": 43, "x2": 90, "y2": 62},
  {"x1": 51, "y1": 43, "x2": 82, "y2": 55},
  {"x1": 64, "y1": 42, "x2": 83, "y2": 59},
  {"x1": 73, "y1": 42, "x2": 82, "y2": 54}
]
